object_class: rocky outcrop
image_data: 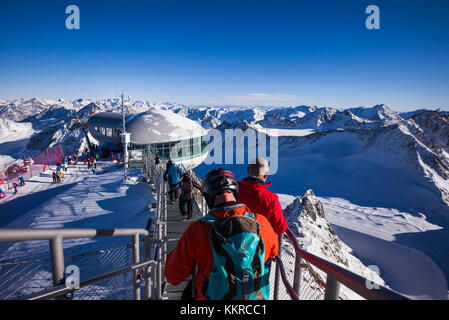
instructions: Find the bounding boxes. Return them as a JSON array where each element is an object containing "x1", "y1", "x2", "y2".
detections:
[
  {"x1": 284, "y1": 189, "x2": 347, "y2": 267},
  {"x1": 282, "y1": 189, "x2": 386, "y2": 299}
]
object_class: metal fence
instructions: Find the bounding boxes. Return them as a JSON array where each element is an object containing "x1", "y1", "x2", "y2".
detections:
[
  {"x1": 272, "y1": 229, "x2": 410, "y2": 300},
  {"x1": 0, "y1": 255, "x2": 54, "y2": 299},
  {"x1": 271, "y1": 232, "x2": 325, "y2": 300},
  {"x1": 64, "y1": 245, "x2": 134, "y2": 300},
  {"x1": 0, "y1": 244, "x2": 137, "y2": 300},
  {"x1": 0, "y1": 229, "x2": 158, "y2": 300},
  {"x1": 145, "y1": 158, "x2": 168, "y2": 299}
]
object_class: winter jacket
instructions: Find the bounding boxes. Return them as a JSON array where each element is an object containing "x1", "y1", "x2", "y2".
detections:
[
  {"x1": 179, "y1": 176, "x2": 201, "y2": 201},
  {"x1": 163, "y1": 165, "x2": 183, "y2": 185},
  {"x1": 238, "y1": 177, "x2": 288, "y2": 235},
  {"x1": 164, "y1": 203, "x2": 278, "y2": 300}
]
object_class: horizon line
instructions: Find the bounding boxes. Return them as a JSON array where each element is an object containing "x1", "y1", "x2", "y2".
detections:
[{"x1": 0, "y1": 96, "x2": 448, "y2": 113}]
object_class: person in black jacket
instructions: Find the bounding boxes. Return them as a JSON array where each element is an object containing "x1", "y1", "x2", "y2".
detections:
[{"x1": 178, "y1": 173, "x2": 200, "y2": 219}]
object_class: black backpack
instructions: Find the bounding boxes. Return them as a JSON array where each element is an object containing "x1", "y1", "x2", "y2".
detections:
[{"x1": 181, "y1": 177, "x2": 193, "y2": 199}]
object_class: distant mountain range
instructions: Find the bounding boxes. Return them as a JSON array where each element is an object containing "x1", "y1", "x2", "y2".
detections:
[{"x1": 1, "y1": 98, "x2": 448, "y2": 216}]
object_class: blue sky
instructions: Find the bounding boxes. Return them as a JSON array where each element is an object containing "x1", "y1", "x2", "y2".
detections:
[{"x1": 0, "y1": 0, "x2": 448, "y2": 111}]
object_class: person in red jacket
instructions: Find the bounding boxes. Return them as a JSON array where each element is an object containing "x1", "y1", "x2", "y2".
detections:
[
  {"x1": 164, "y1": 168, "x2": 278, "y2": 300},
  {"x1": 238, "y1": 158, "x2": 287, "y2": 235}
]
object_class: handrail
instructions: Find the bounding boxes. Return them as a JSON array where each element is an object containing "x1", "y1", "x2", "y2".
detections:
[
  {"x1": 284, "y1": 228, "x2": 409, "y2": 300},
  {"x1": 150, "y1": 159, "x2": 168, "y2": 299},
  {"x1": 274, "y1": 256, "x2": 299, "y2": 300},
  {"x1": 0, "y1": 228, "x2": 149, "y2": 242},
  {"x1": 0, "y1": 228, "x2": 152, "y2": 300}
]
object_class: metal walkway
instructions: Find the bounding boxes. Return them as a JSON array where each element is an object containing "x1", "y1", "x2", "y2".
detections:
[{"x1": 162, "y1": 200, "x2": 203, "y2": 300}]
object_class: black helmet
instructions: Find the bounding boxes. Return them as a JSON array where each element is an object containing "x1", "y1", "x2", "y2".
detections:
[
  {"x1": 183, "y1": 172, "x2": 191, "y2": 182},
  {"x1": 201, "y1": 168, "x2": 239, "y2": 208}
]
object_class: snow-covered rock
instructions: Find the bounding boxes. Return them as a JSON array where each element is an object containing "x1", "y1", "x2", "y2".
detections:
[{"x1": 282, "y1": 190, "x2": 386, "y2": 300}]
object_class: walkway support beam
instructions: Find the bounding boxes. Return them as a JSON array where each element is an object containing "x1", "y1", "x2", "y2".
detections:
[
  {"x1": 324, "y1": 276, "x2": 340, "y2": 300},
  {"x1": 49, "y1": 236, "x2": 65, "y2": 300},
  {"x1": 132, "y1": 234, "x2": 141, "y2": 300}
]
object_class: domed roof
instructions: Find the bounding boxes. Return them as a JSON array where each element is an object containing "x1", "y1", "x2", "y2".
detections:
[{"x1": 126, "y1": 108, "x2": 207, "y2": 144}]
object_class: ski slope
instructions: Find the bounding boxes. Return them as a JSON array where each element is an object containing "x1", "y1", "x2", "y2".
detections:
[{"x1": 0, "y1": 120, "x2": 35, "y2": 166}]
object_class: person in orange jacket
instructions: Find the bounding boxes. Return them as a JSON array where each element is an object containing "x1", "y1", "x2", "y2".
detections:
[{"x1": 164, "y1": 168, "x2": 279, "y2": 300}]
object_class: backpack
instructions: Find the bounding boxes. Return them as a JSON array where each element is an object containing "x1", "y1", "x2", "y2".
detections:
[
  {"x1": 199, "y1": 211, "x2": 269, "y2": 300},
  {"x1": 181, "y1": 178, "x2": 193, "y2": 199}
]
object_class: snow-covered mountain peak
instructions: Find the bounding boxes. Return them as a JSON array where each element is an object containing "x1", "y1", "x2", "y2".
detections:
[{"x1": 281, "y1": 190, "x2": 386, "y2": 299}]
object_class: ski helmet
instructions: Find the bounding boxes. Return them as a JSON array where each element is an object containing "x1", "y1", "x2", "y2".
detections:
[{"x1": 201, "y1": 168, "x2": 239, "y2": 208}]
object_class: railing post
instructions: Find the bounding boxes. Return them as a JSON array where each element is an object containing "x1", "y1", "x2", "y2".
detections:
[
  {"x1": 155, "y1": 180, "x2": 166, "y2": 299},
  {"x1": 132, "y1": 234, "x2": 140, "y2": 300},
  {"x1": 49, "y1": 236, "x2": 65, "y2": 300},
  {"x1": 273, "y1": 235, "x2": 282, "y2": 300},
  {"x1": 152, "y1": 165, "x2": 160, "y2": 299},
  {"x1": 163, "y1": 180, "x2": 167, "y2": 268},
  {"x1": 144, "y1": 235, "x2": 152, "y2": 300},
  {"x1": 153, "y1": 173, "x2": 162, "y2": 300},
  {"x1": 156, "y1": 233, "x2": 162, "y2": 299},
  {"x1": 293, "y1": 255, "x2": 302, "y2": 298},
  {"x1": 324, "y1": 276, "x2": 340, "y2": 300},
  {"x1": 202, "y1": 197, "x2": 205, "y2": 216}
]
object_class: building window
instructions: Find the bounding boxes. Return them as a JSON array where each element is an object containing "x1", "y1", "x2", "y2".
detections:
[
  {"x1": 190, "y1": 138, "x2": 194, "y2": 158},
  {"x1": 138, "y1": 137, "x2": 207, "y2": 161},
  {"x1": 201, "y1": 136, "x2": 208, "y2": 152}
]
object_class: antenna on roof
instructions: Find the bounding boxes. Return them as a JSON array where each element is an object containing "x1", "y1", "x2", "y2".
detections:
[{"x1": 120, "y1": 91, "x2": 131, "y2": 182}]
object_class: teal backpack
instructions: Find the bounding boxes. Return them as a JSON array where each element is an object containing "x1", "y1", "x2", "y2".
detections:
[{"x1": 199, "y1": 211, "x2": 270, "y2": 300}]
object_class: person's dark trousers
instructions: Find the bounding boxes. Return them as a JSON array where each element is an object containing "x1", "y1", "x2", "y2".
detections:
[
  {"x1": 265, "y1": 257, "x2": 275, "y2": 278},
  {"x1": 181, "y1": 279, "x2": 194, "y2": 300},
  {"x1": 169, "y1": 183, "x2": 179, "y2": 202},
  {"x1": 179, "y1": 198, "x2": 194, "y2": 219}
]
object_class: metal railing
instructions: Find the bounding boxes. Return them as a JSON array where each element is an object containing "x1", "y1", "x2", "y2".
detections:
[
  {"x1": 0, "y1": 228, "x2": 159, "y2": 300},
  {"x1": 25, "y1": 260, "x2": 157, "y2": 300},
  {"x1": 146, "y1": 158, "x2": 168, "y2": 299},
  {"x1": 272, "y1": 228, "x2": 410, "y2": 300}
]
